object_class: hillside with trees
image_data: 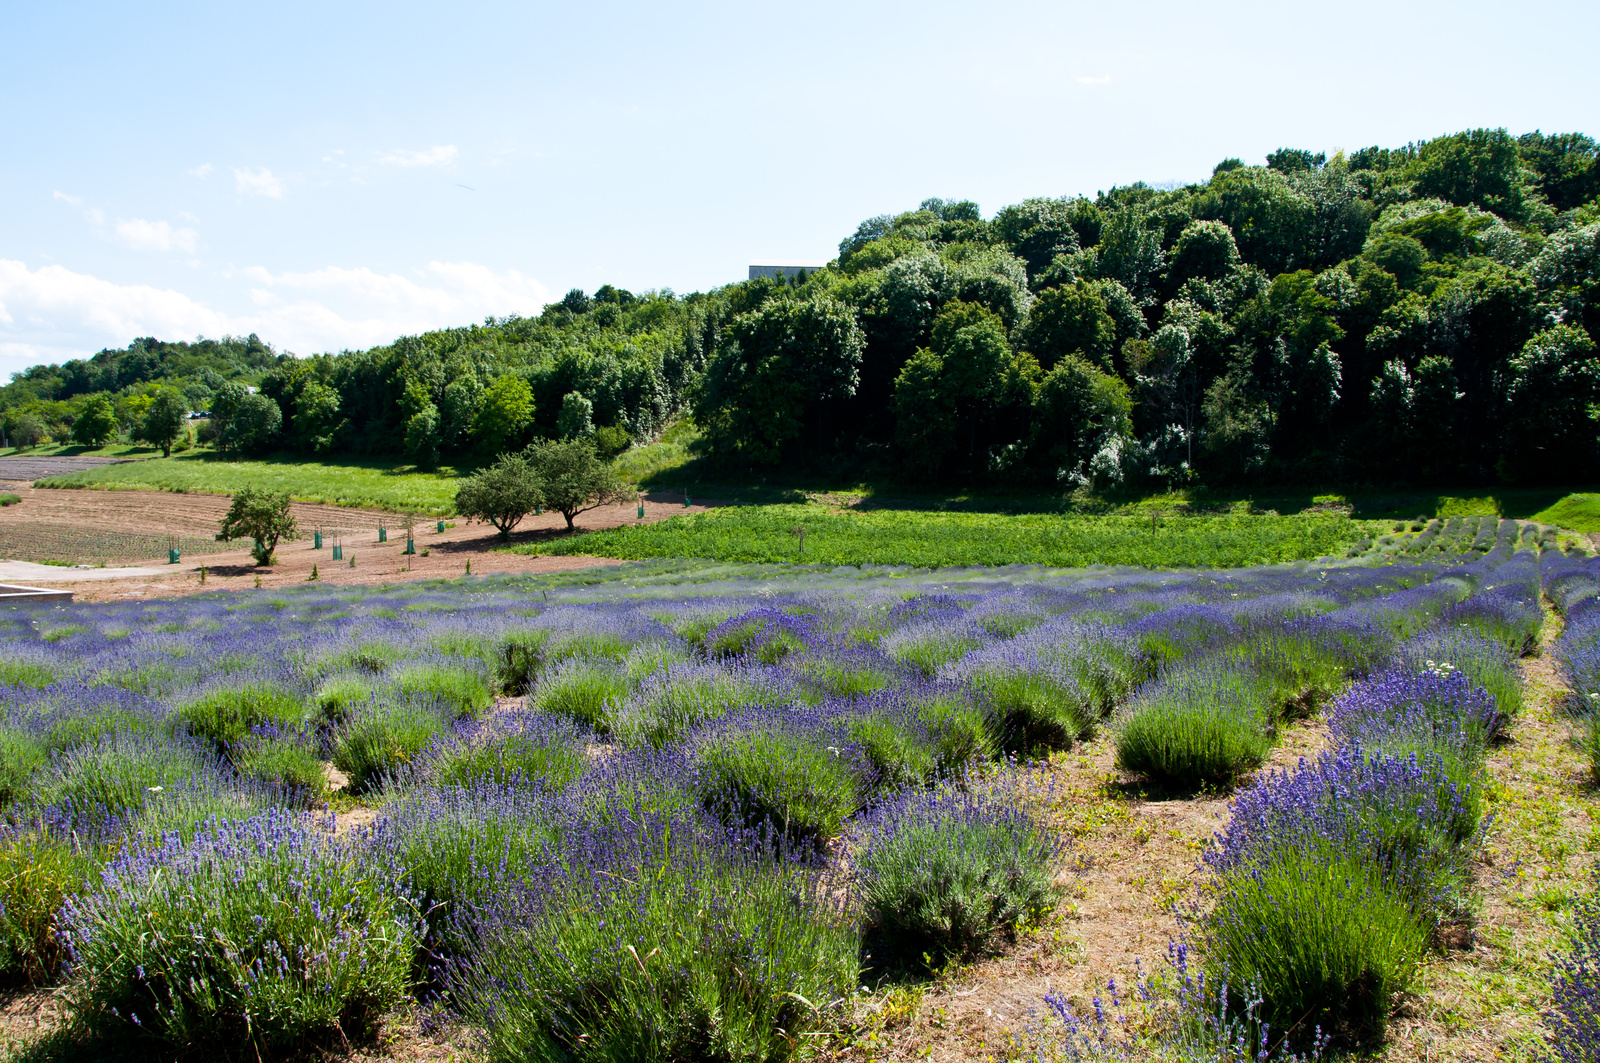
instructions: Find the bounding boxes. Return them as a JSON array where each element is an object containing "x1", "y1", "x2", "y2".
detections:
[{"x1": 4, "y1": 127, "x2": 1598, "y2": 489}]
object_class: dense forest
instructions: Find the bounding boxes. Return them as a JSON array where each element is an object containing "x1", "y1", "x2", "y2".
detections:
[{"x1": 4, "y1": 127, "x2": 1598, "y2": 488}]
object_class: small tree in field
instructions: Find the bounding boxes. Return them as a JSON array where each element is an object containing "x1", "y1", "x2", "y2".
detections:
[
  {"x1": 454, "y1": 453, "x2": 543, "y2": 541},
  {"x1": 218, "y1": 489, "x2": 298, "y2": 565},
  {"x1": 71, "y1": 396, "x2": 118, "y2": 448},
  {"x1": 524, "y1": 439, "x2": 628, "y2": 532},
  {"x1": 137, "y1": 390, "x2": 189, "y2": 457}
]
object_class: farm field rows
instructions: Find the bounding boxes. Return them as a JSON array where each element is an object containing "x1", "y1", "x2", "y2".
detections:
[{"x1": 1, "y1": 522, "x2": 1597, "y2": 1061}]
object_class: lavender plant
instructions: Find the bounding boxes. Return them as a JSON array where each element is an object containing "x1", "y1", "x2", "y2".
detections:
[
  {"x1": 1114, "y1": 665, "x2": 1275, "y2": 789},
  {"x1": 1548, "y1": 889, "x2": 1600, "y2": 1062},
  {"x1": 855, "y1": 778, "x2": 1057, "y2": 969},
  {"x1": 60, "y1": 810, "x2": 420, "y2": 1052}
]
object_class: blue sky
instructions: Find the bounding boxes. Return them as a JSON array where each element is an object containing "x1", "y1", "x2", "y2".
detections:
[{"x1": 2, "y1": 0, "x2": 1595, "y2": 379}]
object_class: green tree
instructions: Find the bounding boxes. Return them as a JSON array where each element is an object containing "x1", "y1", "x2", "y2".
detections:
[
  {"x1": 8, "y1": 414, "x2": 47, "y2": 449},
  {"x1": 1502, "y1": 325, "x2": 1600, "y2": 481},
  {"x1": 1168, "y1": 220, "x2": 1241, "y2": 286},
  {"x1": 209, "y1": 382, "x2": 247, "y2": 453},
  {"x1": 893, "y1": 304, "x2": 1038, "y2": 479},
  {"x1": 474, "y1": 375, "x2": 535, "y2": 455},
  {"x1": 694, "y1": 294, "x2": 864, "y2": 467},
  {"x1": 523, "y1": 439, "x2": 628, "y2": 531},
  {"x1": 1407, "y1": 128, "x2": 1539, "y2": 224},
  {"x1": 221, "y1": 393, "x2": 283, "y2": 455},
  {"x1": 454, "y1": 452, "x2": 543, "y2": 540},
  {"x1": 136, "y1": 389, "x2": 188, "y2": 457},
  {"x1": 1019, "y1": 281, "x2": 1117, "y2": 370},
  {"x1": 991, "y1": 197, "x2": 1081, "y2": 278},
  {"x1": 71, "y1": 396, "x2": 118, "y2": 447},
  {"x1": 217, "y1": 488, "x2": 297, "y2": 565},
  {"x1": 296, "y1": 381, "x2": 343, "y2": 454},
  {"x1": 1030, "y1": 355, "x2": 1132, "y2": 481},
  {"x1": 557, "y1": 391, "x2": 595, "y2": 439}
]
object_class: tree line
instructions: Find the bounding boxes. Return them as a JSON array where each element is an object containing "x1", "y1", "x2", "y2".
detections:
[{"x1": 4, "y1": 127, "x2": 1597, "y2": 488}]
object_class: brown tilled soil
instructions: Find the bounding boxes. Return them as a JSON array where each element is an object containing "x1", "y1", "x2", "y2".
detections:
[{"x1": 0, "y1": 485, "x2": 719, "y2": 602}]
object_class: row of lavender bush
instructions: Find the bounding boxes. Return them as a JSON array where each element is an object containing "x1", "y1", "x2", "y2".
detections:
[{"x1": 0, "y1": 545, "x2": 1559, "y2": 1058}]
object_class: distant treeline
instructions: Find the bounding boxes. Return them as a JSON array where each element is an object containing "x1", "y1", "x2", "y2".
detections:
[{"x1": 4, "y1": 127, "x2": 1598, "y2": 487}]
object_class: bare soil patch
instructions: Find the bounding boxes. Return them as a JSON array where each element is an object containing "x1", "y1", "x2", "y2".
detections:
[
  {"x1": 0, "y1": 456, "x2": 130, "y2": 484},
  {"x1": 0, "y1": 486, "x2": 717, "y2": 602}
]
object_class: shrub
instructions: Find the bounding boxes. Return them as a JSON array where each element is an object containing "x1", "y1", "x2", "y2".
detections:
[
  {"x1": 704, "y1": 608, "x2": 813, "y2": 663},
  {"x1": 1328, "y1": 665, "x2": 1505, "y2": 756},
  {"x1": 917, "y1": 691, "x2": 997, "y2": 768},
  {"x1": 1401, "y1": 628, "x2": 1523, "y2": 721},
  {"x1": 971, "y1": 669, "x2": 1093, "y2": 752},
  {"x1": 412, "y1": 710, "x2": 588, "y2": 790},
  {"x1": 60, "y1": 810, "x2": 419, "y2": 1053},
  {"x1": 174, "y1": 681, "x2": 309, "y2": 746},
  {"x1": 494, "y1": 628, "x2": 550, "y2": 694},
  {"x1": 696, "y1": 725, "x2": 862, "y2": 843},
  {"x1": 848, "y1": 713, "x2": 939, "y2": 790},
  {"x1": 230, "y1": 727, "x2": 327, "y2": 798},
  {"x1": 0, "y1": 826, "x2": 98, "y2": 983},
  {"x1": 311, "y1": 673, "x2": 373, "y2": 724},
  {"x1": 332, "y1": 697, "x2": 451, "y2": 792},
  {"x1": 41, "y1": 708, "x2": 153, "y2": 752},
  {"x1": 612, "y1": 663, "x2": 787, "y2": 747},
  {"x1": 40, "y1": 732, "x2": 218, "y2": 816},
  {"x1": 856, "y1": 780, "x2": 1057, "y2": 969},
  {"x1": 1548, "y1": 888, "x2": 1600, "y2": 1063},
  {"x1": 0, "y1": 658, "x2": 55, "y2": 688},
  {"x1": 1202, "y1": 846, "x2": 1427, "y2": 1050},
  {"x1": 389, "y1": 662, "x2": 493, "y2": 718},
  {"x1": 1113, "y1": 666, "x2": 1274, "y2": 789},
  {"x1": 0, "y1": 727, "x2": 47, "y2": 806},
  {"x1": 366, "y1": 785, "x2": 567, "y2": 954},
  {"x1": 323, "y1": 640, "x2": 406, "y2": 676},
  {"x1": 448, "y1": 816, "x2": 859, "y2": 1063},
  {"x1": 532, "y1": 658, "x2": 630, "y2": 732}
]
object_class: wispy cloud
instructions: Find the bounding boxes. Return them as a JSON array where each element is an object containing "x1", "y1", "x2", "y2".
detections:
[
  {"x1": 233, "y1": 166, "x2": 283, "y2": 198},
  {"x1": 0, "y1": 258, "x2": 551, "y2": 378},
  {"x1": 113, "y1": 218, "x2": 198, "y2": 253},
  {"x1": 188, "y1": 163, "x2": 214, "y2": 178},
  {"x1": 52, "y1": 190, "x2": 81, "y2": 205},
  {"x1": 1077, "y1": 75, "x2": 1111, "y2": 85},
  {"x1": 378, "y1": 145, "x2": 459, "y2": 168}
]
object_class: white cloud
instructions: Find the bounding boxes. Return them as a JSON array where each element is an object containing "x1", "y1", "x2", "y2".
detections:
[
  {"x1": 52, "y1": 190, "x2": 81, "y2": 205},
  {"x1": 1077, "y1": 74, "x2": 1111, "y2": 85},
  {"x1": 85, "y1": 208, "x2": 106, "y2": 226},
  {"x1": 113, "y1": 218, "x2": 199, "y2": 253},
  {"x1": 233, "y1": 167, "x2": 283, "y2": 198},
  {"x1": 0, "y1": 258, "x2": 551, "y2": 378},
  {"x1": 378, "y1": 145, "x2": 459, "y2": 168},
  {"x1": 189, "y1": 163, "x2": 214, "y2": 178}
]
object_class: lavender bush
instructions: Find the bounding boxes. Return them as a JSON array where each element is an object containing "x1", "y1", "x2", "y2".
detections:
[
  {"x1": 1548, "y1": 889, "x2": 1600, "y2": 1062},
  {"x1": 856, "y1": 778, "x2": 1057, "y2": 968},
  {"x1": 60, "y1": 810, "x2": 420, "y2": 1052}
]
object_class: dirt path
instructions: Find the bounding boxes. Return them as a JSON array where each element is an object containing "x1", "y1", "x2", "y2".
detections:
[
  {"x1": 862, "y1": 716, "x2": 1334, "y2": 1061},
  {"x1": 1372, "y1": 610, "x2": 1595, "y2": 1062}
]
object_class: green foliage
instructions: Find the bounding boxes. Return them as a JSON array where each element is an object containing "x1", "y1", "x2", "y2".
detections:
[
  {"x1": 474, "y1": 373, "x2": 535, "y2": 454},
  {"x1": 0, "y1": 829, "x2": 98, "y2": 983},
  {"x1": 0, "y1": 729, "x2": 47, "y2": 806},
  {"x1": 694, "y1": 293, "x2": 865, "y2": 467},
  {"x1": 70, "y1": 395, "x2": 118, "y2": 447},
  {"x1": 697, "y1": 730, "x2": 862, "y2": 843},
  {"x1": 453, "y1": 837, "x2": 859, "y2": 1063},
  {"x1": 532, "y1": 659, "x2": 629, "y2": 732},
  {"x1": 1031, "y1": 355, "x2": 1132, "y2": 483},
  {"x1": 134, "y1": 389, "x2": 188, "y2": 457},
  {"x1": 523, "y1": 505, "x2": 1382, "y2": 569},
  {"x1": 1204, "y1": 847, "x2": 1428, "y2": 1049},
  {"x1": 1114, "y1": 669, "x2": 1276, "y2": 788},
  {"x1": 522, "y1": 438, "x2": 629, "y2": 531},
  {"x1": 231, "y1": 732, "x2": 327, "y2": 796},
  {"x1": 331, "y1": 699, "x2": 451, "y2": 793},
  {"x1": 857, "y1": 790, "x2": 1057, "y2": 969},
  {"x1": 175, "y1": 682, "x2": 308, "y2": 746},
  {"x1": 64, "y1": 815, "x2": 419, "y2": 1054},
  {"x1": 388, "y1": 663, "x2": 493, "y2": 718},
  {"x1": 216, "y1": 487, "x2": 298, "y2": 564}
]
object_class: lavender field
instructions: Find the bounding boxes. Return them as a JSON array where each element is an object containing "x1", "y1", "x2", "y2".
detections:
[{"x1": 1, "y1": 532, "x2": 1597, "y2": 1061}]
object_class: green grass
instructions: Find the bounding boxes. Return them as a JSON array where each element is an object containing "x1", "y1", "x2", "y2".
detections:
[
  {"x1": 33, "y1": 451, "x2": 463, "y2": 514},
  {"x1": 0, "y1": 492, "x2": 19, "y2": 506},
  {"x1": 1530, "y1": 492, "x2": 1600, "y2": 532},
  {"x1": 514, "y1": 505, "x2": 1385, "y2": 569}
]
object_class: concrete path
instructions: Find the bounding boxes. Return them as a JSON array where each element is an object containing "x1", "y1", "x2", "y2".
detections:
[{"x1": 0, "y1": 560, "x2": 169, "y2": 581}]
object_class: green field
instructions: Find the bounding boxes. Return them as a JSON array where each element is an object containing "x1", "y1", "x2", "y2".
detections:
[
  {"x1": 513, "y1": 505, "x2": 1387, "y2": 569},
  {"x1": 33, "y1": 453, "x2": 462, "y2": 514}
]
